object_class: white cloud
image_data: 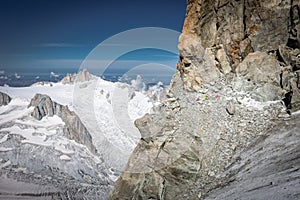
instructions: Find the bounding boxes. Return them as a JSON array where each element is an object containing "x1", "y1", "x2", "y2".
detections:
[
  {"x1": 14, "y1": 73, "x2": 21, "y2": 79},
  {"x1": 33, "y1": 59, "x2": 176, "y2": 68},
  {"x1": 152, "y1": 54, "x2": 178, "y2": 59},
  {"x1": 34, "y1": 59, "x2": 82, "y2": 66},
  {"x1": 36, "y1": 43, "x2": 85, "y2": 48},
  {"x1": 99, "y1": 43, "x2": 139, "y2": 47},
  {"x1": 50, "y1": 72, "x2": 60, "y2": 78},
  {"x1": 31, "y1": 59, "x2": 177, "y2": 77}
]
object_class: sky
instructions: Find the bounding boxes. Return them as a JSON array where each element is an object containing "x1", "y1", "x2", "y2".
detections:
[{"x1": 0, "y1": 0, "x2": 186, "y2": 79}]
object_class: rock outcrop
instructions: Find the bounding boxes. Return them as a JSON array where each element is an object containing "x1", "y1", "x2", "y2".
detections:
[
  {"x1": 175, "y1": 0, "x2": 300, "y2": 105},
  {"x1": 110, "y1": 0, "x2": 300, "y2": 199},
  {"x1": 29, "y1": 94, "x2": 97, "y2": 154},
  {"x1": 60, "y1": 69, "x2": 94, "y2": 84},
  {"x1": 0, "y1": 92, "x2": 11, "y2": 106}
]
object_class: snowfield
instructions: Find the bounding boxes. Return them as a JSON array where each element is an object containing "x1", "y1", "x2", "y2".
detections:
[{"x1": 0, "y1": 77, "x2": 158, "y2": 199}]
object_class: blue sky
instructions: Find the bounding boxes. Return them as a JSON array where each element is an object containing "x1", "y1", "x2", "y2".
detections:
[{"x1": 0, "y1": 0, "x2": 186, "y2": 75}]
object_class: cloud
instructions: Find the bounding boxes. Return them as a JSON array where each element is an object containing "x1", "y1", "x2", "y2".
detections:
[
  {"x1": 14, "y1": 73, "x2": 21, "y2": 79},
  {"x1": 0, "y1": 70, "x2": 5, "y2": 75},
  {"x1": 152, "y1": 54, "x2": 178, "y2": 59},
  {"x1": 30, "y1": 59, "x2": 82, "y2": 70},
  {"x1": 36, "y1": 43, "x2": 85, "y2": 48},
  {"x1": 50, "y1": 72, "x2": 60, "y2": 78},
  {"x1": 33, "y1": 59, "x2": 176, "y2": 68},
  {"x1": 31, "y1": 59, "x2": 177, "y2": 77},
  {"x1": 99, "y1": 43, "x2": 139, "y2": 47}
]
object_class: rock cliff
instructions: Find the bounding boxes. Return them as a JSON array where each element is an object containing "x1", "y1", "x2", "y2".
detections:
[
  {"x1": 29, "y1": 94, "x2": 97, "y2": 154},
  {"x1": 110, "y1": 0, "x2": 300, "y2": 199}
]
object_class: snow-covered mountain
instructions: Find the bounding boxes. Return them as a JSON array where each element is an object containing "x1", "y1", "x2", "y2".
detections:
[{"x1": 0, "y1": 74, "x2": 164, "y2": 199}]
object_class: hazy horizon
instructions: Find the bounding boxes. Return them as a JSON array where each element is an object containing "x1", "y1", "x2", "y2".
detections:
[{"x1": 0, "y1": 0, "x2": 186, "y2": 86}]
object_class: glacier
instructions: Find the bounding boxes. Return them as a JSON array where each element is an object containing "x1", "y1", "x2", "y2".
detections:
[{"x1": 0, "y1": 75, "x2": 161, "y2": 199}]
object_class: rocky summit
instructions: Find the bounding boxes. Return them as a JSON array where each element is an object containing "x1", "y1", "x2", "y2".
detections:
[
  {"x1": 110, "y1": 0, "x2": 300, "y2": 199},
  {"x1": 60, "y1": 68, "x2": 95, "y2": 85}
]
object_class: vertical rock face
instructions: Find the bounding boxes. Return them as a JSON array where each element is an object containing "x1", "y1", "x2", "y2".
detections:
[
  {"x1": 29, "y1": 94, "x2": 97, "y2": 154},
  {"x1": 176, "y1": 0, "x2": 300, "y2": 104},
  {"x1": 0, "y1": 92, "x2": 11, "y2": 106},
  {"x1": 110, "y1": 1, "x2": 300, "y2": 199}
]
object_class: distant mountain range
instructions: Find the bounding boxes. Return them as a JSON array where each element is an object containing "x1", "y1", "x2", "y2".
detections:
[{"x1": 0, "y1": 71, "x2": 166, "y2": 199}]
